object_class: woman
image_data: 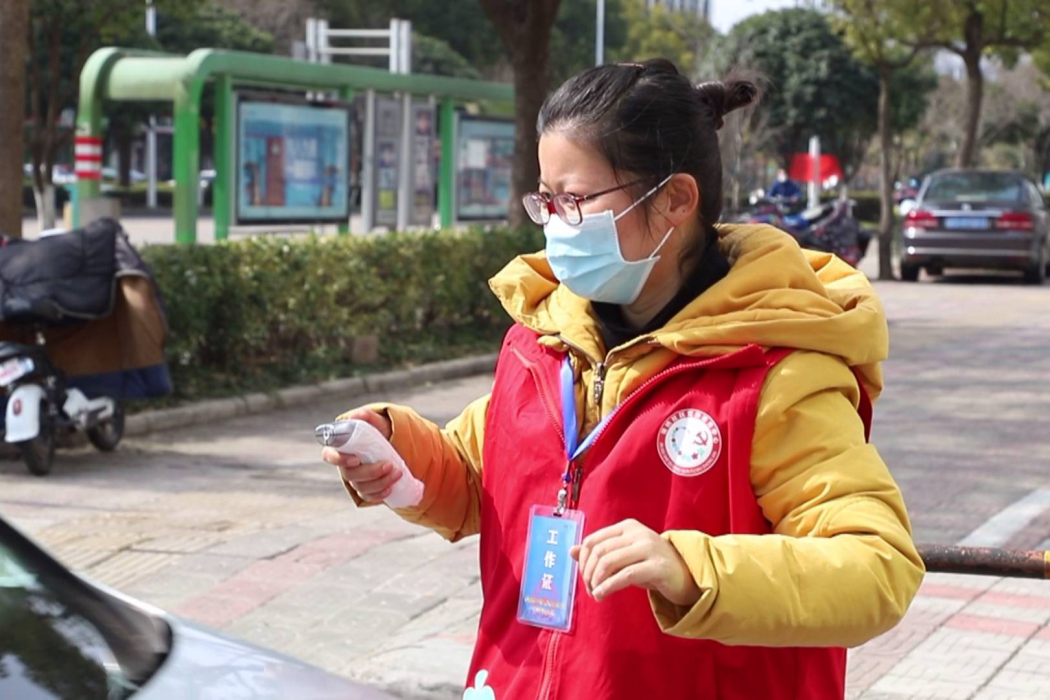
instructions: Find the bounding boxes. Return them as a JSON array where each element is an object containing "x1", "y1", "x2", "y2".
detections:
[{"x1": 323, "y1": 59, "x2": 923, "y2": 700}]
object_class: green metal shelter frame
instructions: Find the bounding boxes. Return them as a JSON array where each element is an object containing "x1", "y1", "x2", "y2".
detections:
[{"x1": 75, "y1": 47, "x2": 514, "y2": 243}]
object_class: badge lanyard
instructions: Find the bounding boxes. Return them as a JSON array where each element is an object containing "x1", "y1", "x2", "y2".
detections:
[
  {"x1": 517, "y1": 355, "x2": 611, "y2": 633},
  {"x1": 556, "y1": 356, "x2": 615, "y2": 515}
]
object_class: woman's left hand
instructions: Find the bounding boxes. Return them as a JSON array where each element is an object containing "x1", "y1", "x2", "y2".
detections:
[{"x1": 570, "y1": 518, "x2": 702, "y2": 606}]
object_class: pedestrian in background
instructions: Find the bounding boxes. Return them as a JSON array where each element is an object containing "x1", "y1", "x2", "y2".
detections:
[
  {"x1": 769, "y1": 167, "x2": 803, "y2": 201},
  {"x1": 323, "y1": 58, "x2": 923, "y2": 700}
]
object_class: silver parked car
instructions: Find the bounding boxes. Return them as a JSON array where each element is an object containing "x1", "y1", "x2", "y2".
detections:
[
  {"x1": 0, "y1": 516, "x2": 395, "y2": 700},
  {"x1": 899, "y1": 169, "x2": 1050, "y2": 284}
]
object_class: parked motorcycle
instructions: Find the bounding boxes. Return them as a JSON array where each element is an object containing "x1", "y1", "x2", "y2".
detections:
[
  {"x1": 0, "y1": 219, "x2": 171, "y2": 475},
  {"x1": 742, "y1": 196, "x2": 871, "y2": 268},
  {"x1": 0, "y1": 332, "x2": 124, "y2": 474}
]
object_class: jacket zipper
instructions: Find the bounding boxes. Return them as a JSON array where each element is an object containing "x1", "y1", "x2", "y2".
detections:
[
  {"x1": 515, "y1": 339, "x2": 762, "y2": 698},
  {"x1": 593, "y1": 361, "x2": 607, "y2": 407},
  {"x1": 508, "y1": 346, "x2": 568, "y2": 699},
  {"x1": 555, "y1": 335, "x2": 649, "y2": 420},
  {"x1": 568, "y1": 346, "x2": 763, "y2": 508},
  {"x1": 537, "y1": 630, "x2": 562, "y2": 700}
]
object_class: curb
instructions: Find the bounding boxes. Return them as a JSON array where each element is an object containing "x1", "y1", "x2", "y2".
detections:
[{"x1": 124, "y1": 353, "x2": 498, "y2": 438}]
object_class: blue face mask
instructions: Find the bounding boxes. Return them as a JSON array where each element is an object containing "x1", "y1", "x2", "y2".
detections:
[{"x1": 544, "y1": 175, "x2": 675, "y2": 304}]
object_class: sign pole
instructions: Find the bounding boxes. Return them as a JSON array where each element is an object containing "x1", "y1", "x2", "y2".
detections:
[
  {"x1": 212, "y1": 75, "x2": 234, "y2": 241},
  {"x1": 394, "y1": 19, "x2": 413, "y2": 231},
  {"x1": 361, "y1": 89, "x2": 377, "y2": 233},
  {"x1": 808, "y1": 135, "x2": 820, "y2": 210},
  {"x1": 438, "y1": 98, "x2": 456, "y2": 229},
  {"x1": 596, "y1": 0, "x2": 605, "y2": 66},
  {"x1": 339, "y1": 86, "x2": 354, "y2": 235},
  {"x1": 396, "y1": 91, "x2": 412, "y2": 231},
  {"x1": 146, "y1": 0, "x2": 158, "y2": 209}
]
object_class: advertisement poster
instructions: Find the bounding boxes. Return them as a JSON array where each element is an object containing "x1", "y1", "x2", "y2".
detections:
[
  {"x1": 236, "y1": 97, "x2": 350, "y2": 224},
  {"x1": 456, "y1": 116, "x2": 515, "y2": 221},
  {"x1": 373, "y1": 98, "x2": 402, "y2": 227},
  {"x1": 410, "y1": 104, "x2": 437, "y2": 227}
]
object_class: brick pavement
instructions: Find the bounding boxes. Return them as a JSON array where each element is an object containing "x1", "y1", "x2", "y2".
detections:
[
  {"x1": 848, "y1": 574, "x2": 1050, "y2": 699},
  {"x1": 1, "y1": 254, "x2": 1049, "y2": 698}
]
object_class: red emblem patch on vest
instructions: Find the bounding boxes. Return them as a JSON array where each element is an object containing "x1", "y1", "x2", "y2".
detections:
[{"x1": 657, "y1": 408, "x2": 722, "y2": 477}]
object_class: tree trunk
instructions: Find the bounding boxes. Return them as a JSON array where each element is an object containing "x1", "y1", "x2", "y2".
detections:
[
  {"x1": 957, "y1": 50, "x2": 983, "y2": 168},
  {"x1": 29, "y1": 14, "x2": 63, "y2": 232},
  {"x1": 33, "y1": 182, "x2": 57, "y2": 232},
  {"x1": 956, "y1": 10, "x2": 984, "y2": 169},
  {"x1": 476, "y1": 0, "x2": 563, "y2": 229},
  {"x1": 0, "y1": 0, "x2": 30, "y2": 237},
  {"x1": 1037, "y1": 128, "x2": 1050, "y2": 184},
  {"x1": 877, "y1": 68, "x2": 895, "y2": 282},
  {"x1": 507, "y1": 47, "x2": 550, "y2": 228}
]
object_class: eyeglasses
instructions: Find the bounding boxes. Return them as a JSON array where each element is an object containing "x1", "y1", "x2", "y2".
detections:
[{"x1": 522, "y1": 179, "x2": 647, "y2": 226}]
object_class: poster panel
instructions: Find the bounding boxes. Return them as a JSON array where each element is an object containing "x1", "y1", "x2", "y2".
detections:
[
  {"x1": 236, "y1": 96, "x2": 351, "y2": 224},
  {"x1": 456, "y1": 116, "x2": 515, "y2": 221},
  {"x1": 373, "y1": 97, "x2": 402, "y2": 228},
  {"x1": 410, "y1": 103, "x2": 437, "y2": 227}
]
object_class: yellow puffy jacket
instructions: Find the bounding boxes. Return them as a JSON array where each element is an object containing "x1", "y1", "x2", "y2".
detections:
[{"x1": 344, "y1": 224, "x2": 924, "y2": 648}]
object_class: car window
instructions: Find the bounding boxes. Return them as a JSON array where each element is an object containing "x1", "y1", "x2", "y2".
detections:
[
  {"x1": 925, "y1": 173, "x2": 1026, "y2": 203},
  {"x1": 0, "y1": 523, "x2": 170, "y2": 700}
]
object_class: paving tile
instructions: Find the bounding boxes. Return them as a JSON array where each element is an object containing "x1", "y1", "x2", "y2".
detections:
[{"x1": 944, "y1": 613, "x2": 1040, "y2": 638}]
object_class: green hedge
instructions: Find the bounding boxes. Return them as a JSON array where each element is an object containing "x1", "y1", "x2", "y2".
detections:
[{"x1": 140, "y1": 226, "x2": 544, "y2": 402}]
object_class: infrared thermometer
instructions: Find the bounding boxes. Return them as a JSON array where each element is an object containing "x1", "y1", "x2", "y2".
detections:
[{"x1": 316, "y1": 419, "x2": 424, "y2": 509}]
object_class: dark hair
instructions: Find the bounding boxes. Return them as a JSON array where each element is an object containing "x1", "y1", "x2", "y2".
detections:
[{"x1": 537, "y1": 58, "x2": 758, "y2": 270}]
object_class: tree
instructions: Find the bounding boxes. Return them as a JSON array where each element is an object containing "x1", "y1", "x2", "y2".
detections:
[
  {"x1": 829, "y1": 0, "x2": 943, "y2": 281},
  {"x1": 923, "y1": 0, "x2": 1050, "y2": 168},
  {"x1": 0, "y1": 0, "x2": 30, "y2": 237},
  {"x1": 1036, "y1": 41, "x2": 1050, "y2": 85},
  {"x1": 717, "y1": 9, "x2": 880, "y2": 172},
  {"x1": 868, "y1": 61, "x2": 939, "y2": 187},
  {"x1": 314, "y1": 0, "x2": 506, "y2": 78},
  {"x1": 412, "y1": 34, "x2": 482, "y2": 80},
  {"x1": 216, "y1": 0, "x2": 314, "y2": 55},
  {"x1": 614, "y1": 0, "x2": 713, "y2": 77},
  {"x1": 157, "y1": 2, "x2": 274, "y2": 55},
  {"x1": 25, "y1": 0, "x2": 201, "y2": 230},
  {"x1": 476, "y1": 0, "x2": 564, "y2": 228},
  {"x1": 977, "y1": 58, "x2": 1050, "y2": 175},
  {"x1": 549, "y1": 0, "x2": 628, "y2": 85}
]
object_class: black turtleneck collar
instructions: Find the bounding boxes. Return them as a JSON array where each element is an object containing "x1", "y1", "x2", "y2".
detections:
[{"x1": 592, "y1": 237, "x2": 730, "y2": 352}]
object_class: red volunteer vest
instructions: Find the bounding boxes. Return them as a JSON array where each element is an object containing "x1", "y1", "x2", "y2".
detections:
[{"x1": 470, "y1": 324, "x2": 866, "y2": 700}]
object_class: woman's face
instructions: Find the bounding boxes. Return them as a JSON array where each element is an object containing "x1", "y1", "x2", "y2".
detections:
[{"x1": 538, "y1": 131, "x2": 670, "y2": 263}]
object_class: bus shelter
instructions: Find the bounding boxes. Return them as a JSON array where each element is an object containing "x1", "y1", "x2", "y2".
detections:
[{"x1": 73, "y1": 47, "x2": 514, "y2": 243}]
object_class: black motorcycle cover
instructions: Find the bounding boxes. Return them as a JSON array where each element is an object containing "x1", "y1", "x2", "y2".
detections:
[
  {"x1": 0, "y1": 219, "x2": 171, "y2": 399},
  {"x1": 0, "y1": 219, "x2": 119, "y2": 323}
]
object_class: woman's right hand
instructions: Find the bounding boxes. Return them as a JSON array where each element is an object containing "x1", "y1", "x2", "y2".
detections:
[{"x1": 321, "y1": 408, "x2": 399, "y2": 503}]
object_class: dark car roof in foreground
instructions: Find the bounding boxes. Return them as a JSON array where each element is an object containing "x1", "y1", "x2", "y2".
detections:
[{"x1": 0, "y1": 515, "x2": 397, "y2": 700}]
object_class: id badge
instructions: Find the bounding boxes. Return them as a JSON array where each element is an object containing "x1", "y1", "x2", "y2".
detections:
[{"x1": 517, "y1": 505, "x2": 585, "y2": 633}]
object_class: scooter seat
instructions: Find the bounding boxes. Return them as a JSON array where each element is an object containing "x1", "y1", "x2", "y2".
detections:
[{"x1": 0, "y1": 341, "x2": 41, "y2": 363}]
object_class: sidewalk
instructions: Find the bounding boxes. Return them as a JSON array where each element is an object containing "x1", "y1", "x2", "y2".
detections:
[
  {"x1": 849, "y1": 572, "x2": 1050, "y2": 699},
  {"x1": 2, "y1": 247, "x2": 1050, "y2": 698}
]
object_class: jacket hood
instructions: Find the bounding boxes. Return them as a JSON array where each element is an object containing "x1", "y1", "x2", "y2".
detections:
[{"x1": 489, "y1": 224, "x2": 887, "y2": 398}]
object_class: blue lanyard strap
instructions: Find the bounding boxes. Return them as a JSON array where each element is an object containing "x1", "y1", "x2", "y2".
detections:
[{"x1": 560, "y1": 357, "x2": 615, "y2": 462}]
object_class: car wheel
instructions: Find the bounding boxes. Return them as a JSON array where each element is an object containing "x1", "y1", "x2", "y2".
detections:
[
  {"x1": 1024, "y1": 251, "x2": 1047, "y2": 285},
  {"x1": 900, "y1": 264, "x2": 920, "y2": 282}
]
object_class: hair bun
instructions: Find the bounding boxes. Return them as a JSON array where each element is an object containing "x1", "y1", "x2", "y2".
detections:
[
  {"x1": 640, "y1": 58, "x2": 680, "y2": 76},
  {"x1": 695, "y1": 79, "x2": 759, "y2": 130}
]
